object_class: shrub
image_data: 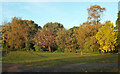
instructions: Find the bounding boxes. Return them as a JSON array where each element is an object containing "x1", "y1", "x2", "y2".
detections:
[
  {"x1": 25, "y1": 42, "x2": 31, "y2": 51},
  {"x1": 34, "y1": 45, "x2": 43, "y2": 51},
  {"x1": 54, "y1": 48, "x2": 64, "y2": 53}
]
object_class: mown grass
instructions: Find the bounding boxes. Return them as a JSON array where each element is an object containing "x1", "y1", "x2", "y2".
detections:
[{"x1": 2, "y1": 51, "x2": 118, "y2": 66}]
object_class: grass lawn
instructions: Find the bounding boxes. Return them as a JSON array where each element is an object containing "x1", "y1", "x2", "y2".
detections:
[{"x1": 2, "y1": 51, "x2": 118, "y2": 66}]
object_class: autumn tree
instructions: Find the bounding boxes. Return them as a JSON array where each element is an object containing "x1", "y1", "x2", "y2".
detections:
[
  {"x1": 7, "y1": 17, "x2": 30, "y2": 49},
  {"x1": 95, "y1": 21, "x2": 118, "y2": 52},
  {"x1": 74, "y1": 22, "x2": 102, "y2": 53},
  {"x1": 2, "y1": 24, "x2": 10, "y2": 52},
  {"x1": 33, "y1": 30, "x2": 56, "y2": 52},
  {"x1": 43, "y1": 22, "x2": 64, "y2": 51},
  {"x1": 2, "y1": 17, "x2": 40, "y2": 50},
  {"x1": 87, "y1": 5, "x2": 105, "y2": 25}
]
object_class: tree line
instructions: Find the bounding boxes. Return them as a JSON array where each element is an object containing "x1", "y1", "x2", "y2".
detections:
[{"x1": 1, "y1": 5, "x2": 119, "y2": 53}]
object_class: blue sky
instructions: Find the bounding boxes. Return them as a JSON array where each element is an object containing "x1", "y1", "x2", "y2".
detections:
[{"x1": 1, "y1": 2, "x2": 118, "y2": 29}]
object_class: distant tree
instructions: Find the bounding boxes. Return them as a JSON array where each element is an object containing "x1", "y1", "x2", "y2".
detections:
[
  {"x1": 87, "y1": 5, "x2": 105, "y2": 25},
  {"x1": 7, "y1": 17, "x2": 30, "y2": 49},
  {"x1": 95, "y1": 21, "x2": 118, "y2": 52},
  {"x1": 89, "y1": 36, "x2": 100, "y2": 52},
  {"x1": 43, "y1": 22, "x2": 64, "y2": 36},
  {"x1": 2, "y1": 25, "x2": 10, "y2": 52},
  {"x1": 74, "y1": 22, "x2": 102, "y2": 53},
  {"x1": 64, "y1": 28, "x2": 78, "y2": 52},
  {"x1": 43, "y1": 22, "x2": 64, "y2": 51},
  {"x1": 116, "y1": 11, "x2": 120, "y2": 51},
  {"x1": 23, "y1": 20, "x2": 40, "y2": 51},
  {"x1": 55, "y1": 28, "x2": 67, "y2": 52},
  {"x1": 33, "y1": 30, "x2": 56, "y2": 52},
  {"x1": 2, "y1": 17, "x2": 40, "y2": 50}
]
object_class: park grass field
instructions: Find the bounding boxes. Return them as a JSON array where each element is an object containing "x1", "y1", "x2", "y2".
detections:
[{"x1": 2, "y1": 51, "x2": 118, "y2": 66}]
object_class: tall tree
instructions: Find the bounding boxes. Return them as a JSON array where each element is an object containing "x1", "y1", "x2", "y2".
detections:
[
  {"x1": 2, "y1": 17, "x2": 40, "y2": 50},
  {"x1": 75, "y1": 22, "x2": 101, "y2": 47},
  {"x1": 64, "y1": 27, "x2": 79, "y2": 52},
  {"x1": 87, "y1": 5, "x2": 105, "y2": 25},
  {"x1": 74, "y1": 22, "x2": 102, "y2": 53},
  {"x1": 95, "y1": 21, "x2": 118, "y2": 52},
  {"x1": 7, "y1": 17, "x2": 30, "y2": 49},
  {"x1": 33, "y1": 30, "x2": 56, "y2": 52},
  {"x1": 43, "y1": 22, "x2": 64, "y2": 50}
]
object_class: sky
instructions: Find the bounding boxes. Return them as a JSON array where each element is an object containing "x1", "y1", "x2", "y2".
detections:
[{"x1": 1, "y1": 2, "x2": 119, "y2": 29}]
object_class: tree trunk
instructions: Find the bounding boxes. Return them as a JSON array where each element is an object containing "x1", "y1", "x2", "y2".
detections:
[{"x1": 48, "y1": 46, "x2": 51, "y2": 52}]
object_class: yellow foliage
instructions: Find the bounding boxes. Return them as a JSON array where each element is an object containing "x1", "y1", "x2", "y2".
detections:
[{"x1": 95, "y1": 21, "x2": 118, "y2": 52}]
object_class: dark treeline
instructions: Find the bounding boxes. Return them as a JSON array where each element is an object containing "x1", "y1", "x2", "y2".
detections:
[{"x1": 1, "y1": 5, "x2": 120, "y2": 53}]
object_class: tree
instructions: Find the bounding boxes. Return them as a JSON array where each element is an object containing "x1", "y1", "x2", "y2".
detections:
[
  {"x1": 74, "y1": 22, "x2": 102, "y2": 50},
  {"x1": 23, "y1": 20, "x2": 40, "y2": 51},
  {"x1": 33, "y1": 30, "x2": 56, "y2": 52},
  {"x1": 87, "y1": 5, "x2": 105, "y2": 25},
  {"x1": 95, "y1": 21, "x2": 118, "y2": 52},
  {"x1": 43, "y1": 22, "x2": 64, "y2": 36},
  {"x1": 89, "y1": 36, "x2": 100, "y2": 52},
  {"x1": 55, "y1": 28, "x2": 67, "y2": 52},
  {"x1": 2, "y1": 17, "x2": 40, "y2": 50},
  {"x1": 7, "y1": 17, "x2": 30, "y2": 49},
  {"x1": 2, "y1": 25, "x2": 10, "y2": 52},
  {"x1": 64, "y1": 28, "x2": 78, "y2": 52},
  {"x1": 116, "y1": 11, "x2": 120, "y2": 52},
  {"x1": 43, "y1": 22, "x2": 64, "y2": 51}
]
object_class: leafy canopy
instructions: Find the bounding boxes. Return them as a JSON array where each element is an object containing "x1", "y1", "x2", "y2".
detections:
[{"x1": 95, "y1": 21, "x2": 118, "y2": 52}]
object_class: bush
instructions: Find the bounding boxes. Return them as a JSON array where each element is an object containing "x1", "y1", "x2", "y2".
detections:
[
  {"x1": 34, "y1": 45, "x2": 43, "y2": 51},
  {"x1": 83, "y1": 48, "x2": 93, "y2": 53},
  {"x1": 17, "y1": 48, "x2": 26, "y2": 51},
  {"x1": 25, "y1": 42, "x2": 31, "y2": 51},
  {"x1": 53, "y1": 48, "x2": 64, "y2": 53}
]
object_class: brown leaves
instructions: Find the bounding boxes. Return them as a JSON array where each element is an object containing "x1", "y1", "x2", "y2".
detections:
[
  {"x1": 87, "y1": 5, "x2": 105, "y2": 24},
  {"x1": 33, "y1": 30, "x2": 56, "y2": 52},
  {"x1": 2, "y1": 17, "x2": 39, "y2": 49}
]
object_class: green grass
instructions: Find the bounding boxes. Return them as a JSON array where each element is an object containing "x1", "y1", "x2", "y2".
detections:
[{"x1": 2, "y1": 51, "x2": 118, "y2": 66}]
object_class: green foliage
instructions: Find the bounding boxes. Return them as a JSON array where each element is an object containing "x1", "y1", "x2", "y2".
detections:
[
  {"x1": 89, "y1": 37, "x2": 100, "y2": 53},
  {"x1": 56, "y1": 27, "x2": 79, "y2": 52},
  {"x1": 116, "y1": 11, "x2": 120, "y2": 51},
  {"x1": 34, "y1": 45, "x2": 43, "y2": 51},
  {"x1": 53, "y1": 48, "x2": 64, "y2": 53},
  {"x1": 43, "y1": 22, "x2": 64, "y2": 35},
  {"x1": 95, "y1": 21, "x2": 118, "y2": 53},
  {"x1": 64, "y1": 28, "x2": 78, "y2": 52},
  {"x1": 82, "y1": 48, "x2": 93, "y2": 53},
  {"x1": 74, "y1": 22, "x2": 102, "y2": 51},
  {"x1": 25, "y1": 42, "x2": 31, "y2": 51},
  {"x1": 84, "y1": 40, "x2": 91, "y2": 51},
  {"x1": 56, "y1": 28, "x2": 67, "y2": 50}
]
